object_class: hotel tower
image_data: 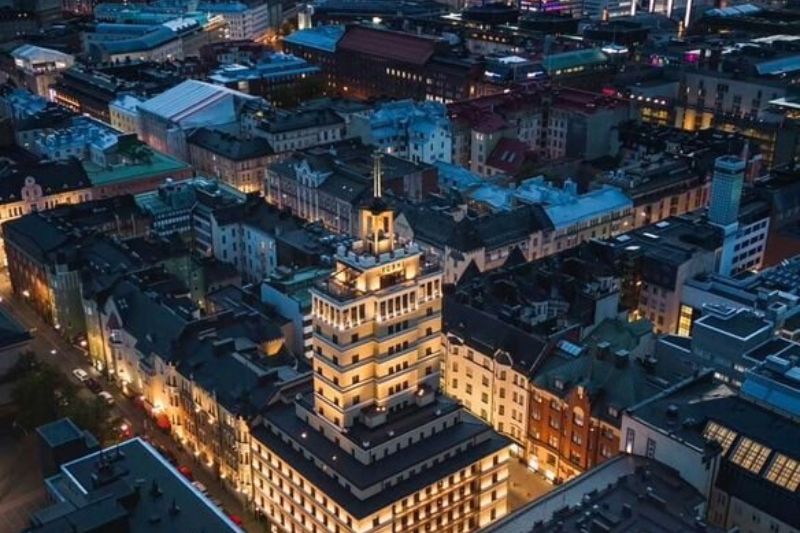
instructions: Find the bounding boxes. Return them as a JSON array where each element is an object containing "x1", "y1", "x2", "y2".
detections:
[{"x1": 251, "y1": 153, "x2": 512, "y2": 532}]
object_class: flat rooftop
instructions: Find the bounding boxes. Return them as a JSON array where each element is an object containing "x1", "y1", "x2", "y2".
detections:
[
  {"x1": 83, "y1": 148, "x2": 189, "y2": 186},
  {"x1": 36, "y1": 438, "x2": 239, "y2": 532},
  {"x1": 36, "y1": 418, "x2": 84, "y2": 448},
  {"x1": 486, "y1": 455, "x2": 719, "y2": 533},
  {"x1": 696, "y1": 309, "x2": 772, "y2": 340},
  {"x1": 256, "y1": 397, "x2": 509, "y2": 518}
]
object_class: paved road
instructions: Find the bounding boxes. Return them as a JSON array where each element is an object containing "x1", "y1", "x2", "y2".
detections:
[{"x1": 0, "y1": 272, "x2": 264, "y2": 533}]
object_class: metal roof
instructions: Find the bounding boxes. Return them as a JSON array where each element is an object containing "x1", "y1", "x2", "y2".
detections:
[
  {"x1": 11, "y1": 44, "x2": 73, "y2": 64},
  {"x1": 756, "y1": 55, "x2": 800, "y2": 76},
  {"x1": 139, "y1": 79, "x2": 257, "y2": 122}
]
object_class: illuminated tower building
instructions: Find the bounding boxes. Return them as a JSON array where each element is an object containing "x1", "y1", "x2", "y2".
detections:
[{"x1": 251, "y1": 153, "x2": 512, "y2": 533}]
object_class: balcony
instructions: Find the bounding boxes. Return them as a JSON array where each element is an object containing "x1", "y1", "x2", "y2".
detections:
[{"x1": 314, "y1": 278, "x2": 365, "y2": 303}]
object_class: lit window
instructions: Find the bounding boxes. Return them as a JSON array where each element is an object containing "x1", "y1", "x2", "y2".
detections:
[
  {"x1": 730, "y1": 437, "x2": 771, "y2": 474},
  {"x1": 765, "y1": 454, "x2": 800, "y2": 491},
  {"x1": 702, "y1": 421, "x2": 737, "y2": 454}
]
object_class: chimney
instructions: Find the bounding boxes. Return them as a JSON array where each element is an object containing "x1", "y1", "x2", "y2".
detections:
[
  {"x1": 596, "y1": 341, "x2": 611, "y2": 360},
  {"x1": 614, "y1": 349, "x2": 629, "y2": 368}
]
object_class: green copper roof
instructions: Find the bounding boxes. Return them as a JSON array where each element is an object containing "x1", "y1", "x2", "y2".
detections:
[
  {"x1": 84, "y1": 148, "x2": 189, "y2": 186},
  {"x1": 543, "y1": 48, "x2": 608, "y2": 73}
]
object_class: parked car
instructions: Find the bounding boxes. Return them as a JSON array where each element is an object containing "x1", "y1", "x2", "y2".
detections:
[
  {"x1": 192, "y1": 481, "x2": 208, "y2": 494},
  {"x1": 178, "y1": 465, "x2": 193, "y2": 481},
  {"x1": 118, "y1": 419, "x2": 133, "y2": 439},
  {"x1": 72, "y1": 368, "x2": 89, "y2": 383},
  {"x1": 98, "y1": 391, "x2": 114, "y2": 405},
  {"x1": 85, "y1": 378, "x2": 102, "y2": 394}
]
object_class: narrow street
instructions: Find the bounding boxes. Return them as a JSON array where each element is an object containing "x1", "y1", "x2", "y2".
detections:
[{"x1": 0, "y1": 271, "x2": 264, "y2": 533}]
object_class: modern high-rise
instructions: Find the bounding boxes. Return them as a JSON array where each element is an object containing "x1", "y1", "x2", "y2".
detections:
[
  {"x1": 709, "y1": 156, "x2": 746, "y2": 277},
  {"x1": 709, "y1": 156, "x2": 745, "y2": 227},
  {"x1": 250, "y1": 154, "x2": 512, "y2": 532}
]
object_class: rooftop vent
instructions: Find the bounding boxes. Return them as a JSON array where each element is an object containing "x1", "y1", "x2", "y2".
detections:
[{"x1": 666, "y1": 404, "x2": 679, "y2": 420}]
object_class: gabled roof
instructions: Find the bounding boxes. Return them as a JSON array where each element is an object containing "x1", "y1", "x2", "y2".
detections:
[
  {"x1": 444, "y1": 298, "x2": 549, "y2": 376},
  {"x1": 403, "y1": 204, "x2": 553, "y2": 252},
  {"x1": 485, "y1": 138, "x2": 531, "y2": 174},
  {"x1": 338, "y1": 26, "x2": 437, "y2": 66},
  {"x1": 188, "y1": 127, "x2": 273, "y2": 160},
  {"x1": 0, "y1": 158, "x2": 89, "y2": 205}
]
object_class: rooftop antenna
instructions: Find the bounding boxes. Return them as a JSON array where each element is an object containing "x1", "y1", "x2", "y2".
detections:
[{"x1": 372, "y1": 151, "x2": 383, "y2": 199}]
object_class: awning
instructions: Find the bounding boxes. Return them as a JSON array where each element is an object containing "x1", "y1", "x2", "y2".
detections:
[{"x1": 156, "y1": 413, "x2": 171, "y2": 430}]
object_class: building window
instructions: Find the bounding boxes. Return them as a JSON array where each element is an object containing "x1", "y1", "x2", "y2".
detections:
[
  {"x1": 646, "y1": 438, "x2": 656, "y2": 458},
  {"x1": 625, "y1": 428, "x2": 635, "y2": 453},
  {"x1": 730, "y1": 437, "x2": 771, "y2": 474},
  {"x1": 703, "y1": 421, "x2": 738, "y2": 454},
  {"x1": 765, "y1": 454, "x2": 800, "y2": 491},
  {"x1": 572, "y1": 408, "x2": 584, "y2": 427}
]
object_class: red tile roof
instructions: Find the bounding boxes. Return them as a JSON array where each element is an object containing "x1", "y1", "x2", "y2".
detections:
[
  {"x1": 337, "y1": 26, "x2": 436, "y2": 66},
  {"x1": 486, "y1": 138, "x2": 532, "y2": 174}
]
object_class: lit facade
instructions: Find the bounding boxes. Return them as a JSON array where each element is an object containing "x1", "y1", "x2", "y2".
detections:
[
  {"x1": 442, "y1": 336, "x2": 530, "y2": 449},
  {"x1": 251, "y1": 153, "x2": 512, "y2": 532}
]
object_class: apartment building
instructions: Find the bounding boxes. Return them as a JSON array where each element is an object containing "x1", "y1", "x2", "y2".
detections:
[
  {"x1": 266, "y1": 141, "x2": 437, "y2": 236},
  {"x1": 86, "y1": 269, "x2": 305, "y2": 496},
  {"x1": 188, "y1": 127, "x2": 274, "y2": 194},
  {"x1": 598, "y1": 214, "x2": 723, "y2": 334},
  {"x1": 396, "y1": 202, "x2": 553, "y2": 284},
  {"x1": 254, "y1": 108, "x2": 346, "y2": 153},
  {"x1": 350, "y1": 100, "x2": 453, "y2": 165}
]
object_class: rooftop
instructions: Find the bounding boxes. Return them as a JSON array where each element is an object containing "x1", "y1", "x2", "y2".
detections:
[
  {"x1": 188, "y1": 128, "x2": 273, "y2": 160},
  {"x1": 138, "y1": 79, "x2": 259, "y2": 122},
  {"x1": 515, "y1": 178, "x2": 632, "y2": 229},
  {"x1": 337, "y1": 25, "x2": 439, "y2": 66},
  {"x1": 256, "y1": 395, "x2": 509, "y2": 518},
  {"x1": 11, "y1": 44, "x2": 73, "y2": 66},
  {"x1": 487, "y1": 455, "x2": 718, "y2": 533},
  {"x1": 542, "y1": 48, "x2": 608, "y2": 74},
  {"x1": 695, "y1": 307, "x2": 773, "y2": 340},
  {"x1": 83, "y1": 145, "x2": 189, "y2": 186},
  {"x1": 35, "y1": 418, "x2": 84, "y2": 448},
  {"x1": 628, "y1": 371, "x2": 800, "y2": 529},
  {"x1": 0, "y1": 306, "x2": 31, "y2": 351},
  {"x1": 282, "y1": 25, "x2": 345, "y2": 53},
  {"x1": 208, "y1": 53, "x2": 320, "y2": 83},
  {"x1": 30, "y1": 438, "x2": 239, "y2": 532}
]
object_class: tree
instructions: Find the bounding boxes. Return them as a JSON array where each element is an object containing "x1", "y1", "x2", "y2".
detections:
[
  {"x1": 11, "y1": 354, "x2": 72, "y2": 430},
  {"x1": 11, "y1": 353, "x2": 115, "y2": 443},
  {"x1": 63, "y1": 396, "x2": 115, "y2": 443}
]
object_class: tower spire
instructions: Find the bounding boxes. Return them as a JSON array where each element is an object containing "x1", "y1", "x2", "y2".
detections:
[{"x1": 372, "y1": 151, "x2": 382, "y2": 199}]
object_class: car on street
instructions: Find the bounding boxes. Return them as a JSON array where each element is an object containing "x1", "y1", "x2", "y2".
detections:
[
  {"x1": 118, "y1": 419, "x2": 133, "y2": 439},
  {"x1": 192, "y1": 481, "x2": 208, "y2": 494},
  {"x1": 98, "y1": 391, "x2": 114, "y2": 405},
  {"x1": 72, "y1": 368, "x2": 89, "y2": 383},
  {"x1": 85, "y1": 378, "x2": 102, "y2": 394},
  {"x1": 228, "y1": 515, "x2": 243, "y2": 527},
  {"x1": 178, "y1": 465, "x2": 193, "y2": 481}
]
